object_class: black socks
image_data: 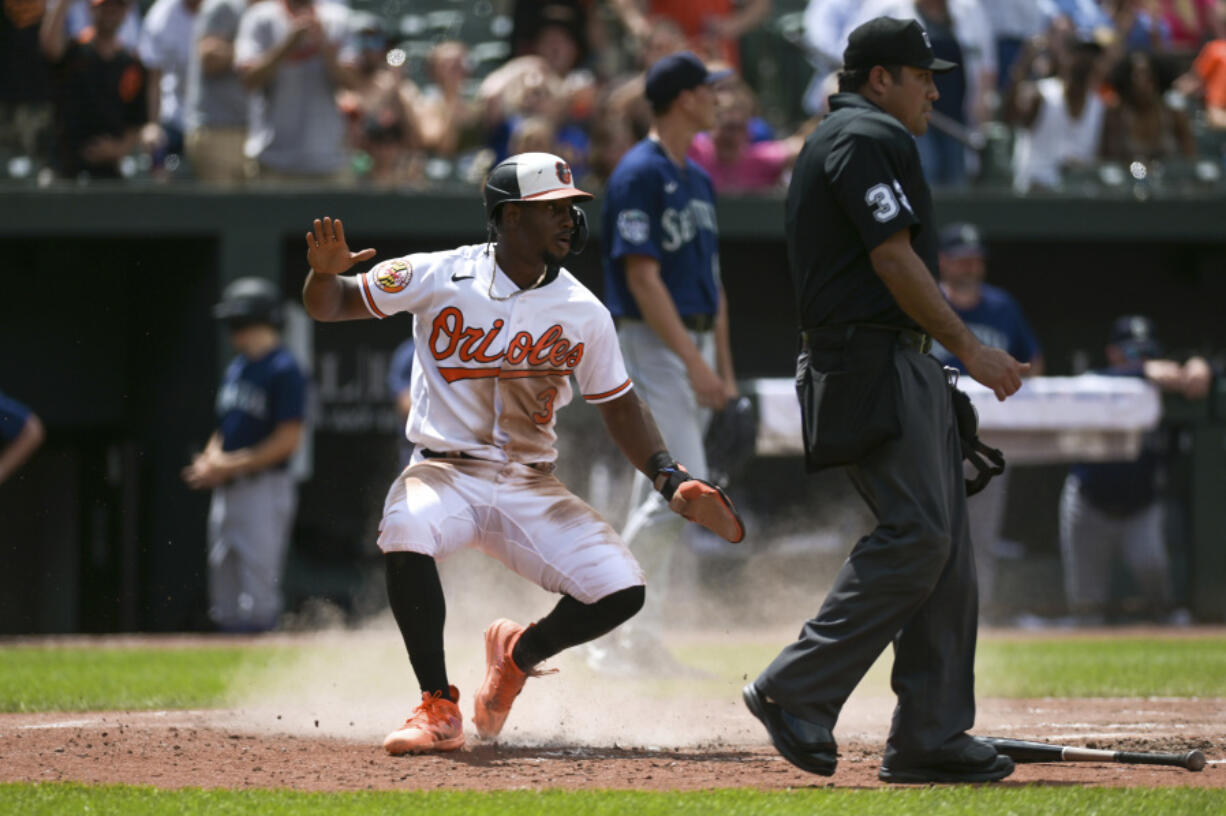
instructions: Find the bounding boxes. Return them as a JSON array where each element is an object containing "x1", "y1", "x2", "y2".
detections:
[
  {"x1": 384, "y1": 551, "x2": 450, "y2": 698},
  {"x1": 513, "y1": 585, "x2": 646, "y2": 670},
  {"x1": 385, "y1": 550, "x2": 645, "y2": 689}
]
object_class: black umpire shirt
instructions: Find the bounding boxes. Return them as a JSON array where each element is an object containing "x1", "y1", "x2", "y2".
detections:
[{"x1": 785, "y1": 93, "x2": 938, "y2": 331}]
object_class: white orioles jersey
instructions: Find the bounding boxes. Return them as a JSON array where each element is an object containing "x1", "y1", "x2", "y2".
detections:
[{"x1": 359, "y1": 244, "x2": 634, "y2": 465}]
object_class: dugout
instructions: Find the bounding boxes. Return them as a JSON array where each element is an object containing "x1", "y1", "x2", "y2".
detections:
[{"x1": 0, "y1": 186, "x2": 1224, "y2": 633}]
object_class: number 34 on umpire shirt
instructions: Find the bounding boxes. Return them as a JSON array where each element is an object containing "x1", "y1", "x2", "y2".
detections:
[{"x1": 785, "y1": 92, "x2": 939, "y2": 332}]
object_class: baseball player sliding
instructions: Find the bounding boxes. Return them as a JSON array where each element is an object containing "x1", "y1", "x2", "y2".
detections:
[{"x1": 302, "y1": 152, "x2": 742, "y2": 755}]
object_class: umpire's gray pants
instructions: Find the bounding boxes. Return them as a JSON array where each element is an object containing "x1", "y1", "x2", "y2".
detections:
[
  {"x1": 207, "y1": 469, "x2": 296, "y2": 631},
  {"x1": 757, "y1": 347, "x2": 978, "y2": 759}
]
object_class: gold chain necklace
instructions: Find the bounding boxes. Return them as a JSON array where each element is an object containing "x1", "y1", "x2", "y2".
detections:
[{"x1": 486, "y1": 247, "x2": 547, "y2": 301}]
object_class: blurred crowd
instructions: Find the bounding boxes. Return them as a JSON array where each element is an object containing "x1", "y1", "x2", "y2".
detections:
[
  {"x1": 804, "y1": 0, "x2": 1226, "y2": 191},
  {"x1": 2, "y1": 0, "x2": 1226, "y2": 191}
]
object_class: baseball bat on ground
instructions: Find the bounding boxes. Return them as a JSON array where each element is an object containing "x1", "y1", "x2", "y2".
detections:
[{"x1": 981, "y1": 737, "x2": 1206, "y2": 771}]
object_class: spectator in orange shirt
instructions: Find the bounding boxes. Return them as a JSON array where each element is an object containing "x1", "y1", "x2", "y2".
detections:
[
  {"x1": 1176, "y1": 0, "x2": 1226, "y2": 129},
  {"x1": 609, "y1": 0, "x2": 772, "y2": 67}
]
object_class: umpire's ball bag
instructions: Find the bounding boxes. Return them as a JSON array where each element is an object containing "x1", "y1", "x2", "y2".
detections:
[{"x1": 796, "y1": 327, "x2": 901, "y2": 472}]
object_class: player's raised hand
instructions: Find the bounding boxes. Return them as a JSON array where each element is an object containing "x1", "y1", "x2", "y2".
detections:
[{"x1": 306, "y1": 217, "x2": 376, "y2": 276}]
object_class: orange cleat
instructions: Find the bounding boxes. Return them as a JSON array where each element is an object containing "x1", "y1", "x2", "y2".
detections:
[
  {"x1": 383, "y1": 685, "x2": 465, "y2": 755},
  {"x1": 472, "y1": 619, "x2": 555, "y2": 739}
]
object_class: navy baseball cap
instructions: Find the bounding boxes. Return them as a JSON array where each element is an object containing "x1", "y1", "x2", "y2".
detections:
[
  {"x1": 645, "y1": 51, "x2": 732, "y2": 108},
  {"x1": 1109, "y1": 315, "x2": 1162, "y2": 358},
  {"x1": 843, "y1": 17, "x2": 958, "y2": 73},
  {"x1": 939, "y1": 222, "x2": 986, "y2": 257},
  {"x1": 213, "y1": 277, "x2": 283, "y2": 327}
]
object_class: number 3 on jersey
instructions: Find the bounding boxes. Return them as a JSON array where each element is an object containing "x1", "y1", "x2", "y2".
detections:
[
  {"x1": 533, "y1": 387, "x2": 559, "y2": 424},
  {"x1": 865, "y1": 183, "x2": 898, "y2": 222},
  {"x1": 865, "y1": 181, "x2": 913, "y2": 223}
]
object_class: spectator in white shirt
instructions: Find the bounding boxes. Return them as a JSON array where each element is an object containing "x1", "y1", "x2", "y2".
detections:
[
  {"x1": 1006, "y1": 31, "x2": 1108, "y2": 192},
  {"x1": 183, "y1": 0, "x2": 251, "y2": 183},
  {"x1": 234, "y1": 0, "x2": 357, "y2": 180}
]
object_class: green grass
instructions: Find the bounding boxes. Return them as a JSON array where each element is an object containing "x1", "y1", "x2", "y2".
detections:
[
  {"x1": 0, "y1": 646, "x2": 297, "y2": 712},
  {"x1": 1, "y1": 783, "x2": 1222, "y2": 815},
  {"x1": 1, "y1": 635, "x2": 1224, "y2": 714},
  {"x1": 666, "y1": 635, "x2": 1226, "y2": 700},
  {"x1": 976, "y1": 637, "x2": 1226, "y2": 698}
]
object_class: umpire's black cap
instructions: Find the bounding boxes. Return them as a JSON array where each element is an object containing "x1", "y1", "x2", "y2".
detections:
[{"x1": 843, "y1": 17, "x2": 958, "y2": 73}]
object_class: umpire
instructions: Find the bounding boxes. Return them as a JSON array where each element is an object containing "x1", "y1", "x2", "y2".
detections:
[{"x1": 742, "y1": 18, "x2": 1027, "y2": 784}]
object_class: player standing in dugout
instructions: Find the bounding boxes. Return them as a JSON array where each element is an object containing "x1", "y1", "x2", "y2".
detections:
[{"x1": 742, "y1": 18, "x2": 1028, "y2": 784}]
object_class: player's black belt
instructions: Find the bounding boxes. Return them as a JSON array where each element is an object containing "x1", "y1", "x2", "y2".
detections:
[
  {"x1": 803, "y1": 324, "x2": 932, "y2": 354},
  {"x1": 421, "y1": 448, "x2": 478, "y2": 461},
  {"x1": 615, "y1": 314, "x2": 715, "y2": 333},
  {"x1": 420, "y1": 449, "x2": 556, "y2": 475},
  {"x1": 680, "y1": 314, "x2": 716, "y2": 332}
]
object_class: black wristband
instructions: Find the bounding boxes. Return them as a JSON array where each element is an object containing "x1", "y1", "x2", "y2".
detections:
[
  {"x1": 645, "y1": 450, "x2": 675, "y2": 482},
  {"x1": 645, "y1": 450, "x2": 686, "y2": 501}
]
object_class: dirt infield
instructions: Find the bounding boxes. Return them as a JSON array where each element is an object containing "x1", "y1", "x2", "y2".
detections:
[
  {"x1": 3, "y1": 696, "x2": 1222, "y2": 791},
  {"x1": 3, "y1": 624, "x2": 1223, "y2": 792}
]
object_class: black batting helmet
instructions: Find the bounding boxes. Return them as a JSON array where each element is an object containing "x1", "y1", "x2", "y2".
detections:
[
  {"x1": 483, "y1": 152, "x2": 593, "y2": 254},
  {"x1": 212, "y1": 277, "x2": 283, "y2": 327}
]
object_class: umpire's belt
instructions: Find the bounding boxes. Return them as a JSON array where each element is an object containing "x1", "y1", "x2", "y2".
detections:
[
  {"x1": 803, "y1": 323, "x2": 932, "y2": 354},
  {"x1": 615, "y1": 314, "x2": 715, "y2": 332},
  {"x1": 421, "y1": 448, "x2": 556, "y2": 475}
]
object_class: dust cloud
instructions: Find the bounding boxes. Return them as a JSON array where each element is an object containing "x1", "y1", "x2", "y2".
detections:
[
  {"x1": 223, "y1": 508, "x2": 894, "y2": 752},
  {"x1": 222, "y1": 400, "x2": 891, "y2": 749}
]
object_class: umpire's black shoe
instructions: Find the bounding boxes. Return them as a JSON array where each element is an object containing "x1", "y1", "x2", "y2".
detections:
[
  {"x1": 878, "y1": 736, "x2": 1014, "y2": 784},
  {"x1": 741, "y1": 684, "x2": 837, "y2": 776}
]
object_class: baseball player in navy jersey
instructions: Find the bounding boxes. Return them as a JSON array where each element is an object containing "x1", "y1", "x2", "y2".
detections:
[
  {"x1": 0, "y1": 390, "x2": 44, "y2": 486},
  {"x1": 302, "y1": 152, "x2": 734, "y2": 755},
  {"x1": 596, "y1": 51, "x2": 739, "y2": 673},
  {"x1": 182, "y1": 278, "x2": 308, "y2": 633},
  {"x1": 1060, "y1": 316, "x2": 1210, "y2": 625}
]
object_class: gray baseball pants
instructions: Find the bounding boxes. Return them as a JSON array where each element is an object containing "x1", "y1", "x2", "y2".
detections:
[
  {"x1": 615, "y1": 319, "x2": 715, "y2": 618},
  {"x1": 1058, "y1": 474, "x2": 1170, "y2": 616},
  {"x1": 966, "y1": 468, "x2": 1009, "y2": 612},
  {"x1": 207, "y1": 469, "x2": 296, "y2": 631}
]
